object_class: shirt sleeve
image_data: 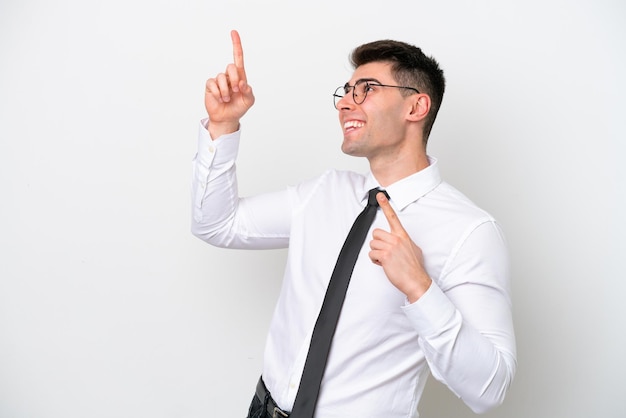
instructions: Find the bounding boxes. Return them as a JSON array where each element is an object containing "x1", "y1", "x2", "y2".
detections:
[
  {"x1": 402, "y1": 219, "x2": 517, "y2": 413},
  {"x1": 190, "y1": 119, "x2": 291, "y2": 249}
]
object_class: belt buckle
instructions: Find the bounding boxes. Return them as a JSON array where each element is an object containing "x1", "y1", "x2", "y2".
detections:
[{"x1": 273, "y1": 406, "x2": 289, "y2": 418}]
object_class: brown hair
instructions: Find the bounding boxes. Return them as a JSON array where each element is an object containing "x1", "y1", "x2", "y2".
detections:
[{"x1": 350, "y1": 40, "x2": 446, "y2": 143}]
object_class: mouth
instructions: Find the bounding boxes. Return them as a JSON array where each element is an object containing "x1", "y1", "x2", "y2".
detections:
[{"x1": 343, "y1": 120, "x2": 365, "y2": 134}]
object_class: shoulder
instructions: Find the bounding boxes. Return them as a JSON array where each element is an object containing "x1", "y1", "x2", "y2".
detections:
[
  {"x1": 287, "y1": 169, "x2": 367, "y2": 208},
  {"x1": 428, "y1": 180, "x2": 496, "y2": 222},
  {"x1": 413, "y1": 180, "x2": 505, "y2": 254},
  {"x1": 292, "y1": 169, "x2": 366, "y2": 193}
]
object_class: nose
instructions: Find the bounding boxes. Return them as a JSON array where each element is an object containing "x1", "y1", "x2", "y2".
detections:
[{"x1": 335, "y1": 94, "x2": 354, "y2": 110}]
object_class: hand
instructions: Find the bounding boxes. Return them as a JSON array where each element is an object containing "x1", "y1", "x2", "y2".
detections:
[
  {"x1": 204, "y1": 30, "x2": 256, "y2": 139},
  {"x1": 369, "y1": 192, "x2": 432, "y2": 303}
]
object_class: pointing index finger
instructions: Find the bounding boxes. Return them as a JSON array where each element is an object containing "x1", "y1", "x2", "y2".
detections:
[
  {"x1": 230, "y1": 30, "x2": 247, "y2": 80},
  {"x1": 377, "y1": 192, "x2": 405, "y2": 233}
]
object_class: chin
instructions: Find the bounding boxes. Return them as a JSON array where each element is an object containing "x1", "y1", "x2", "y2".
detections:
[
  {"x1": 341, "y1": 140, "x2": 363, "y2": 157},
  {"x1": 341, "y1": 145, "x2": 358, "y2": 157}
]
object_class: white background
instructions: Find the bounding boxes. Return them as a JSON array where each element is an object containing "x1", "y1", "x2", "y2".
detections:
[{"x1": 1, "y1": 1, "x2": 624, "y2": 417}]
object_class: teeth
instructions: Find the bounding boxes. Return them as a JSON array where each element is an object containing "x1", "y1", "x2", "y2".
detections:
[{"x1": 344, "y1": 120, "x2": 364, "y2": 129}]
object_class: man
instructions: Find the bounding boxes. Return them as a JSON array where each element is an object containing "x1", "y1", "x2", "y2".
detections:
[{"x1": 192, "y1": 30, "x2": 516, "y2": 418}]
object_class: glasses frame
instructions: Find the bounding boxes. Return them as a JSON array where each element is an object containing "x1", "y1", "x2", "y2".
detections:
[{"x1": 333, "y1": 80, "x2": 420, "y2": 109}]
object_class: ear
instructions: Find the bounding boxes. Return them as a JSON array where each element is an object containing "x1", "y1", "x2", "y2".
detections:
[{"x1": 406, "y1": 94, "x2": 431, "y2": 122}]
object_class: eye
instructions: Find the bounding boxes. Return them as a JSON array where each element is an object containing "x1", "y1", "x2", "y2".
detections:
[
  {"x1": 364, "y1": 82, "x2": 382, "y2": 92},
  {"x1": 354, "y1": 81, "x2": 372, "y2": 97}
]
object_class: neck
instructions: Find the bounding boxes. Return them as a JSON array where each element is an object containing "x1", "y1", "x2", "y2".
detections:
[{"x1": 369, "y1": 151, "x2": 430, "y2": 187}]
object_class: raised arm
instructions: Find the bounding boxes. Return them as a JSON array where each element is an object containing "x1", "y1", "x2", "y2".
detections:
[{"x1": 192, "y1": 31, "x2": 290, "y2": 250}]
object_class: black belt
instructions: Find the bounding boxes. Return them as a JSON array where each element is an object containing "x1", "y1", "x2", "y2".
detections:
[{"x1": 256, "y1": 377, "x2": 290, "y2": 418}]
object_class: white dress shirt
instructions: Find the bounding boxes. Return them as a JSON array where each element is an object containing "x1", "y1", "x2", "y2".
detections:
[{"x1": 191, "y1": 122, "x2": 516, "y2": 418}]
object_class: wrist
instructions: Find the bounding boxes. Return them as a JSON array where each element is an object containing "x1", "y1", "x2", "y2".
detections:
[
  {"x1": 405, "y1": 275, "x2": 432, "y2": 304},
  {"x1": 207, "y1": 120, "x2": 240, "y2": 140}
]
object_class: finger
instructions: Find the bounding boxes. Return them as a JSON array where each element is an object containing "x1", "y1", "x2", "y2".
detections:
[
  {"x1": 226, "y1": 63, "x2": 241, "y2": 93},
  {"x1": 215, "y1": 73, "x2": 231, "y2": 102},
  {"x1": 371, "y1": 228, "x2": 393, "y2": 243},
  {"x1": 369, "y1": 250, "x2": 383, "y2": 266},
  {"x1": 205, "y1": 78, "x2": 223, "y2": 103},
  {"x1": 230, "y1": 30, "x2": 247, "y2": 82},
  {"x1": 377, "y1": 192, "x2": 405, "y2": 234}
]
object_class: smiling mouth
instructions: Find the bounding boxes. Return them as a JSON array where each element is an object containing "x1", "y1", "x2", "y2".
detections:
[{"x1": 344, "y1": 120, "x2": 365, "y2": 132}]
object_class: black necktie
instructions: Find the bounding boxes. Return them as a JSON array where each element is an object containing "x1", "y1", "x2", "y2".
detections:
[{"x1": 290, "y1": 188, "x2": 389, "y2": 418}]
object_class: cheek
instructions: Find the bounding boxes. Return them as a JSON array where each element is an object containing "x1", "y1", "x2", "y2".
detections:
[
  {"x1": 370, "y1": 112, "x2": 402, "y2": 140},
  {"x1": 364, "y1": 101, "x2": 404, "y2": 129}
]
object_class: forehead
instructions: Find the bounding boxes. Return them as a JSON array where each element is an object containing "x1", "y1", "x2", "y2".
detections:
[{"x1": 349, "y1": 61, "x2": 395, "y2": 84}]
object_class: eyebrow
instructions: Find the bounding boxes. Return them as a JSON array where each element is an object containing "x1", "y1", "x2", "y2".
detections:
[{"x1": 344, "y1": 77, "x2": 383, "y2": 88}]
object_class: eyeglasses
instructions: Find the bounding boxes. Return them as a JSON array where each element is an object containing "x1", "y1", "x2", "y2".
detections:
[{"x1": 333, "y1": 80, "x2": 420, "y2": 109}]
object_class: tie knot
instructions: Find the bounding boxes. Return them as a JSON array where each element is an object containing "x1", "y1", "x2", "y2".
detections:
[{"x1": 367, "y1": 188, "x2": 389, "y2": 207}]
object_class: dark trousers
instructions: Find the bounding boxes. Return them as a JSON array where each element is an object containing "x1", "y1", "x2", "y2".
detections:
[
  {"x1": 246, "y1": 377, "x2": 290, "y2": 418},
  {"x1": 246, "y1": 392, "x2": 265, "y2": 418}
]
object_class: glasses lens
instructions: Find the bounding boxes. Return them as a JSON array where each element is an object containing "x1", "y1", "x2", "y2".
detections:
[
  {"x1": 354, "y1": 81, "x2": 370, "y2": 104},
  {"x1": 333, "y1": 86, "x2": 345, "y2": 109}
]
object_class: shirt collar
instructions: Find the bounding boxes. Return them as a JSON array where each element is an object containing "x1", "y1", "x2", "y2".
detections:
[{"x1": 361, "y1": 156, "x2": 442, "y2": 211}]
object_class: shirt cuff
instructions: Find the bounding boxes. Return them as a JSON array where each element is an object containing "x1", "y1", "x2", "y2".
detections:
[
  {"x1": 196, "y1": 118, "x2": 241, "y2": 168},
  {"x1": 401, "y1": 282, "x2": 457, "y2": 337}
]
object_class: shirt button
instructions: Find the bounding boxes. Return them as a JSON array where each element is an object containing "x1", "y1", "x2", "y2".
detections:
[{"x1": 208, "y1": 145, "x2": 215, "y2": 153}]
